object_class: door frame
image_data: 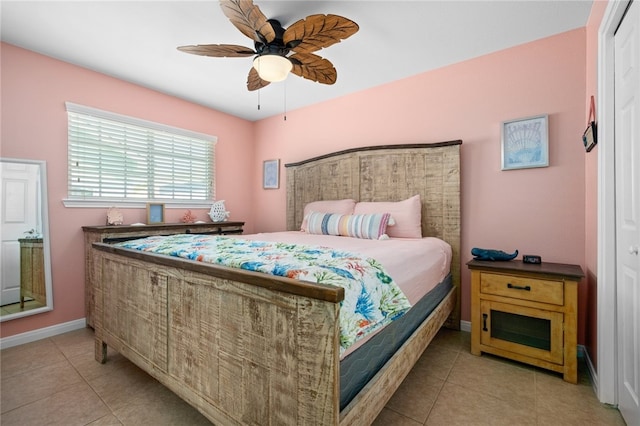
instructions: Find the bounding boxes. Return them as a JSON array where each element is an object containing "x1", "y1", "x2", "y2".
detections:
[{"x1": 597, "y1": 0, "x2": 632, "y2": 406}]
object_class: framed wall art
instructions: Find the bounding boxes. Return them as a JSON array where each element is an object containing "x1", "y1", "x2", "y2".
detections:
[
  {"x1": 501, "y1": 114, "x2": 549, "y2": 170},
  {"x1": 146, "y1": 202, "x2": 165, "y2": 224},
  {"x1": 263, "y1": 159, "x2": 280, "y2": 189},
  {"x1": 583, "y1": 121, "x2": 597, "y2": 152},
  {"x1": 582, "y1": 95, "x2": 597, "y2": 152}
]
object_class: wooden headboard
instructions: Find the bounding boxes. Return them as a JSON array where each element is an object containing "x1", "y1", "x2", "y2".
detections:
[{"x1": 285, "y1": 141, "x2": 462, "y2": 329}]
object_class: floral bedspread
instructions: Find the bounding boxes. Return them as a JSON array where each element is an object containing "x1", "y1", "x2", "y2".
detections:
[{"x1": 115, "y1": 234, "x2": 411, "y2": 353}]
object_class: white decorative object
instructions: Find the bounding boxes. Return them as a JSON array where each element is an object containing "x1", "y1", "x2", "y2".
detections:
[
  {"x1": 209, "y1": 200, "x2": 230, "y2": 222},
  {"x1": 107, "y1": 207, "x2": 123, "y2": 225}
]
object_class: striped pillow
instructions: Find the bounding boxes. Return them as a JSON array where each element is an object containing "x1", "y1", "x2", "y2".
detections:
[{"x1": 305, "y1": 212, "x2": 391, "y2": 240}]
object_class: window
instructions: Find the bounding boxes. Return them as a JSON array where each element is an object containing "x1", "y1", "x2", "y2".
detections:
[{"x1": 65, "y1": 102, "x2": 216, "y2": 207}]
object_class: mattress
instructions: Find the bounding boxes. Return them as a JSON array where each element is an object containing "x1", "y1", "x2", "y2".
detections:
[{"x1": 340, "y1": 275, "x2": 452, "y2": 409}]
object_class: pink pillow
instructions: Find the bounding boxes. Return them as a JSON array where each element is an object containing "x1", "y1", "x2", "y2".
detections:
[
  {"x1": 354, "y1": 195, "x2": 422, "y2": 238},
  {"x1": 301, "y1": 199, "x2": 356, "y2": 231}
]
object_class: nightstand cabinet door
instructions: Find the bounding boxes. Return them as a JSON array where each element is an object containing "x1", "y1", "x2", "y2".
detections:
[{"x1": 480, "y1": 300, "x2": 564, "y2": 364}]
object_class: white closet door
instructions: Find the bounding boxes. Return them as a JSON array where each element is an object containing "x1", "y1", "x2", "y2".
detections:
[{"x1": 615, "y1": 1, "x2": 640, "y2": 425}]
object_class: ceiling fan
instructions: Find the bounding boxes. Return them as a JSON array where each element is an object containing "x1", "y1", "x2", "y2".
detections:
[{"x1": 177, "y1": 0, "x2": 359, "y2": 91}]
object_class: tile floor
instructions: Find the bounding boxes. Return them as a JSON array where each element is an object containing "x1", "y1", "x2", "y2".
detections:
[{"x1": 0, "y1": 327, "x2": 626, "y2": 426}]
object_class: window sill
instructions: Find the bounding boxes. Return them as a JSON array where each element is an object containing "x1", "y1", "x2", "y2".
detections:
[{"x1": 62, "y1": 199, "x2": 213, "y2": 209}]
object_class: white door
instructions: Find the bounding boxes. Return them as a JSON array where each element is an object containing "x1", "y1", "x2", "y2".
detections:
[
  {"x1": 615, "y1": 1, "x2": 640, "y2": 424},
  {"x1": 0, "y1": 162, "x2": 39, "y2": 306}
]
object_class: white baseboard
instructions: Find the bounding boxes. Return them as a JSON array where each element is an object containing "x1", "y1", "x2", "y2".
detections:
[
  {"x1": 460, "y1": 320, "x2": 471, "y2": 332},
  {"x1": 0, "y1": 318, "x2": 86, "y2": 350},
  {"x1": 580, "y1": 344, "x2": 599, "y2": 397}
]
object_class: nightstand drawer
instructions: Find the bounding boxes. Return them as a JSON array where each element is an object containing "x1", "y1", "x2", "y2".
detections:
[{"x1": 480, "y1": 273, "x2": 564, "y2": 305}]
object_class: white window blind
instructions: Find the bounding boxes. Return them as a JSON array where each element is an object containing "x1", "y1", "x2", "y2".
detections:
[{"x1": 66, "y1": 102, "x2": 216, "y2": 204}]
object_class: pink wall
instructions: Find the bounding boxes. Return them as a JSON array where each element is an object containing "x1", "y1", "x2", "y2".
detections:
[
  {"x1": 583, "y1": 0, "x2": 608, "y2": 370},
  {"x1": 0, "y1": 43, "x2": 255, "y2": 338},
  {"x1": 253, "y1": 29, "x2": 589, "y2": 338}
]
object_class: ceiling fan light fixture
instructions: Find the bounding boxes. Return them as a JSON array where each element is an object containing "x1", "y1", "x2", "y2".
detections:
[{"x1": 253, "y1": 54, "x2": 292, "y2": 82}]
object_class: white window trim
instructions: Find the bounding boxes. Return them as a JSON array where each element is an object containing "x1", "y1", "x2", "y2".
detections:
[
  {"x1": 64, "y1": 102, "x2": 217, "y2": 208},
  {"x1": 61, "y1": 199, "x2": 214, "y2": 209},
  {"x1": 65, "y1": 102, "x2": 217, "y2": 143}
]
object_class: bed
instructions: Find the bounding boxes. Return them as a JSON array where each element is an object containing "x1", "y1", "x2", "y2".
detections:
[{"x1": 90, "y1": 141, "x2": 461, "y2": 425}]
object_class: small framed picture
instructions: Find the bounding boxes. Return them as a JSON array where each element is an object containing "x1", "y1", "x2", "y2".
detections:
[
  {"x1": 146, "y1": 203, "x2": 165, "y2": 224},
  {"x1": 501, "y1": 114, "x2": 549, "y2": 170},
  {"x1": 263, "y1": 159, "x2": 280, "y2": 189}
]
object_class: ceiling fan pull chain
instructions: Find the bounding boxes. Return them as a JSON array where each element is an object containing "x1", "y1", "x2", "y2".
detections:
[
  {"x1": 257, "y1": 88, "x2": 261, "y2": 110},
  {"x1": 283, "y1": 80, "x2": 287, "y2": 121}
]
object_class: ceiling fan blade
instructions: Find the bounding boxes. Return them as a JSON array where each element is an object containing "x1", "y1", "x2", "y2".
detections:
[
  {"x1": 283, "y1": 14, "x2": 359, "y2": 53},
  {"x1": 247, "y1": 67, "x2": 271, "y2": 91},
  {"x1": 220, "y1": 0, "x2": 275, "y2": 44},
  {"x1": 289, "y1": 53, "x2": 337, "y2": 85},
  {"x1": 177, "y1": 44, "x2": 256, "y2": 57}
]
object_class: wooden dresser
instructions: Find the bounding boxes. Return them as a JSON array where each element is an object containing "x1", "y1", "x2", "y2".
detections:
[
  {"x1": 468, "y1": 259, "x2": 583, "y2": 383},
  {"x1": 83, "y1": 221, "x2": 244, "y2": 328},
  {"x1": 19, "y1": 238, "x2": 46, "y2": 308}
]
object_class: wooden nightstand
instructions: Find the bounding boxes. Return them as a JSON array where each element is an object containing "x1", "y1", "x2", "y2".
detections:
[{"x1": 467, "y1": 259, "x2": 584, "y2": 383}]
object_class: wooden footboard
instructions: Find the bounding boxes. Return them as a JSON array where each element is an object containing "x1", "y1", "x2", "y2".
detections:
[
  {"x1": 93, "y1": 245, "x2": 343, "y2": 425},
  {"x1": 93, "y1": 244, "x2": 454, "y2": 425}
]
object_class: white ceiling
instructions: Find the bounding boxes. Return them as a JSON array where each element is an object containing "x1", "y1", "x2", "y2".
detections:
[{"x1": 1, "y1": 1, "x2": 593, "y2": 121}]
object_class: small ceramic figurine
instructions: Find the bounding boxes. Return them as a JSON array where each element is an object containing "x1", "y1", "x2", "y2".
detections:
[
  {"x1": 181, "y1": 210, "x2": 197, "y2": 223},
  {"x1": 107, "y1": 207, "x2": 123, "y2": 225},
  {"x1": 208, "y1": 200, "x2": 230, "y2": 222}
]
